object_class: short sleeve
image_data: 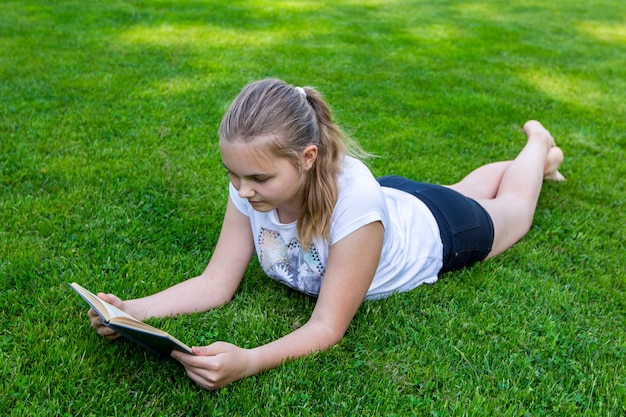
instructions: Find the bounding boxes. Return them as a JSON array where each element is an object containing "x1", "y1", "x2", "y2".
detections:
[{"x1": 330, "y1": 158, "x2": 387, "y2": 245}]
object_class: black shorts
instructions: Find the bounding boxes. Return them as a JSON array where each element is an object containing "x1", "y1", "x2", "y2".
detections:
[{"x1": 377, "y1": 175, "x2": 495, "y2": 275}]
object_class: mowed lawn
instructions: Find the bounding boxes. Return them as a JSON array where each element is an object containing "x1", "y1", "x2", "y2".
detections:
[{"x1": 1, "y1": 0, "x2": 625, "y2": 415}]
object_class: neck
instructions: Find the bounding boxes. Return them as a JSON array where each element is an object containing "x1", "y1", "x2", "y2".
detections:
[
  {"x1": 276, "y1": 185, "x2": 305, "y2": 224},
  {"x1": 276, "y1": 206, "x2": 300, "y2": 224}
]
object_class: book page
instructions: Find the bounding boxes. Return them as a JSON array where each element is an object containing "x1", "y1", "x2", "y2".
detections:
[
  {"x1": 69, "y1": 282, "x2": 140, "y2": 323},
  {"x1": 101, "y1": 300, "x2": 139, "y2": 323},
  {"x1": 70, "y1": 282, "x2": 194, "y2": 356}
]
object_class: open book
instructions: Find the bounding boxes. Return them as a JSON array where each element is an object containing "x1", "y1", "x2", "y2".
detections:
[{"x1": 70, "y1": 282, "x2": 193, "y2": 356}]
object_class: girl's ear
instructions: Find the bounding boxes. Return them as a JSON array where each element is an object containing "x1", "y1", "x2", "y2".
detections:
[{"x1": 301, "y1": 145, "x2": 318, "y2": 171}]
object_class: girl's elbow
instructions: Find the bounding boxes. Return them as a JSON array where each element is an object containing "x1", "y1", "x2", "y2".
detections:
[{"x1": 315, "y1": 322, "x2": 348, "y2": 350}]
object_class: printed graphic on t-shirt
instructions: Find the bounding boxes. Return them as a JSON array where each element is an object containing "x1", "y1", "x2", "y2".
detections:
[{"x1": 258, "y1": 227, "x2": 325, "y2": 295}]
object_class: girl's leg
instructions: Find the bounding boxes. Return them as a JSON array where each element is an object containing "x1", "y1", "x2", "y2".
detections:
[
  {"x1": 448, "y1": 143, "x2": 564, "y2": 200},
  {"x1": 450, "y1": 120, "x2": 564, "y2": 258},
  {"x1": 446, "y1": 161, "x2": 510, "y2": 200}
]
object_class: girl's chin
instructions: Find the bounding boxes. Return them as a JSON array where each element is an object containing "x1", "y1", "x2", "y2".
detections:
[{"x1": 249, "y1": 201, "x2": 272, "y2": 211}]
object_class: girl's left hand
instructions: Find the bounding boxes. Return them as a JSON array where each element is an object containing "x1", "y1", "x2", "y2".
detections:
[{"x1": 171, "y1": 342, "x2": 256, "y2": 390}]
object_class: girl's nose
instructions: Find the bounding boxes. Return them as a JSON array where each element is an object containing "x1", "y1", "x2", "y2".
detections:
[{"x1": 238, "y1": 180, "x2": 255, "y2": 199}]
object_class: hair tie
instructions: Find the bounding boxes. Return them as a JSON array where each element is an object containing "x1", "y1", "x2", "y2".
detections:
[{"x1": 295, "y1": 86, "x2": 306, "y2": 98}]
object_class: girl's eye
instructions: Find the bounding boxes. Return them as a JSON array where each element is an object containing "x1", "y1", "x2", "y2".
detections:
[{"x1": 253, "y1": 177, "x2": 269, "y2": 183}]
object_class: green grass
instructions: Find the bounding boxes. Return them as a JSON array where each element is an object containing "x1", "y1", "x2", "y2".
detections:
[{"x1": 2, "y1": 0, "x2": 625, "y2": 415}]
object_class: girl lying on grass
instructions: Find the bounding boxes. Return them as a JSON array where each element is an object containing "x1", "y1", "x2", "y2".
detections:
[{"x1": 88, "y1": 78, "x2": 565, "y2": 390}]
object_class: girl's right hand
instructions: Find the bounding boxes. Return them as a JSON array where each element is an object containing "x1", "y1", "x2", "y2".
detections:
[{"x1": 87, "y1": 293, "x2": 125, "y2": 340}]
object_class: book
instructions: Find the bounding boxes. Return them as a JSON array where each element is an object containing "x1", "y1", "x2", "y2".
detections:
[{"x1": 69, "y1": 282, "x2": 193, "y2": 356}]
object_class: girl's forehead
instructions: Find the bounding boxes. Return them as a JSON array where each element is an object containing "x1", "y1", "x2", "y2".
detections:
[
  {"x1": 220, "y1": 140, "x2": 278, "y2": 169},
  {"x1": 220, "y1": 134, "x2": 286, "y2": 157},
  {"x1": 221, "y1": 140, "x2": 265, "y2": 157}
]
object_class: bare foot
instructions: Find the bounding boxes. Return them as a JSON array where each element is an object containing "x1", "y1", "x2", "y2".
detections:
[
  {"x1": 544, "y1": 146, "x2": 565, "y2": 181},
  {"x1": 523, "y1": 120, "x2": 565, "y2": 181}
]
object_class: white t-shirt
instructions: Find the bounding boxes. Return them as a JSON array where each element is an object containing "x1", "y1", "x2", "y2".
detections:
[{"x1": 229, "y1": 156, "x2": 443, "y2": 300}]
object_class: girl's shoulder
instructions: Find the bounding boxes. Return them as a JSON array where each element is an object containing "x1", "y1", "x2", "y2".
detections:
[
  {"x1": 337, "y1": 156, "x2": 381, "y2": 195},
  {"x1": 339, "y1": 156, "x2": 376, "y2": 183},
  {"x1": 331, "y1": 156, "x2": 387, "y2": 243}
]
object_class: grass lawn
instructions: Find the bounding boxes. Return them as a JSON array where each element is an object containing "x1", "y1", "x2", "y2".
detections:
[{"x1": 2, "y1": 0, "x2": 625, "y2": 415}]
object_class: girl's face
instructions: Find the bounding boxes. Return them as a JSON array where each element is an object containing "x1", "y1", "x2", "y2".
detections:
[{"x1": 220, "y1": 140, "x2": 317, "y2": 222}]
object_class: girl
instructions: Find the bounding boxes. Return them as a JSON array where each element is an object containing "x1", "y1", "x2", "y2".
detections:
[{"x1": 88, "y1": 78, "x2": 565, "y2": 390}]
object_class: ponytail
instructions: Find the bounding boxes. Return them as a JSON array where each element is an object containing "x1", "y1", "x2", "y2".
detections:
[{"x1": 298, "y1": 87, "x2": 368, "y2": 248}]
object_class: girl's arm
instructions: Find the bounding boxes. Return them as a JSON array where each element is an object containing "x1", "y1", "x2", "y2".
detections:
[
  {"x1": 89, "y1": 199, "x2": 255, "y2": 336},
  {"x1": 172, "y1": 220, "x2": 384, "y2": 389}
]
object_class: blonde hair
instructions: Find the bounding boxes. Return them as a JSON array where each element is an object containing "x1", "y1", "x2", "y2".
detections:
[{"x1": 219, "y1": 78, "x2": 367, "y2": 248}]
